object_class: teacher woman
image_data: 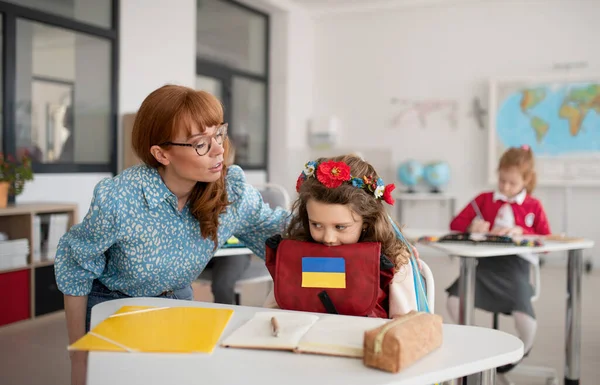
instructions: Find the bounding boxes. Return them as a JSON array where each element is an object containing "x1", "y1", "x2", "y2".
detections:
[{"x1": 54, "y1": 84, "x2": 289, "y2": 384}]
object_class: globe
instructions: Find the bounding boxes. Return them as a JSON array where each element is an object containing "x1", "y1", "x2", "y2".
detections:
[
  {"x1": 423, "y1": 161, "x2": 450, "y2": 193},
  {"x1": 397, "y1": 160, "x2": 424, "y2": 192}
]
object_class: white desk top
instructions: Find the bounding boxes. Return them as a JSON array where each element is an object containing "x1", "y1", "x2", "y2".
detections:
[
  {"x1": 213, "y1": 247, "x2": 253, "y2": 257},
  {"x1": 87, "y1": 298, "x2": 523, "y2": 385},
  {"x1": 402, "y1": 228, "x2": 595, "y2": 258}
]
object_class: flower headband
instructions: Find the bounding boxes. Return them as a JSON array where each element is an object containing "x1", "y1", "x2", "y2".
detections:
[{"x1": 296, "y1": 160, "x2": 396, "y2": 205}]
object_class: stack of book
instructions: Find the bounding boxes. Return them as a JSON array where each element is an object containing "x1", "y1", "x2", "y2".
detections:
[
  {"x1": 32, "y1": 213, "x2": 70, "y2": 262},
  {"x1": 0, "y1": 239, "x2": 30, "y2": 269}
]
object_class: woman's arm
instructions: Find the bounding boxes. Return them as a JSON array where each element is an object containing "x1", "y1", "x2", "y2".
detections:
[
  {"x1": 54, "y1": 178, "x2": 119, "y2": 385},
  {"x1": 226, "y1": 169, "x2": 290, "y2": 258},
  {"x1": 236, "y1": 201, "x2": 289, "y2": 259},
  {"x1": 65, "y1": 295, "x2": 88, "y2": 345},
  {"x1": 65, "y1": 295, "x2": 88, "y2": 385},
  {"x1": 55, "y1": 178, "x2": 119, "y2": 297}
]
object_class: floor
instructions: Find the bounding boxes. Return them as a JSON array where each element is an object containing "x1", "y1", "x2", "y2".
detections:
[{"x1": 0, "y1": 254, "x2": 598, "y2": 385}]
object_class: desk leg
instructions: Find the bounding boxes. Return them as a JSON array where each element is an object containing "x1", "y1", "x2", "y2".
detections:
[
  {"x1": 458, "y1": 257, "x2": 477, "y2": 325},
  {"x1": 457, "y1": 257, "x2": 478, "y2": 385},
  {"x1": 441, "y1": 380, "x2": 458, "y2": 385},
  {"x1": 565, "y1": 249, "x2": 583, "y2": 385},
  {"x1": 480, "y1": 369, "x2": 496, "y2": 385},
  {"x1": 453, "y1": 369, "x2": 495, "y2": 385}
]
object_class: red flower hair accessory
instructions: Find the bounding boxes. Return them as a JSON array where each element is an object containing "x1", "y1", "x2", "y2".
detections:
[
  {"x1": 295, "y1": 159, "x2": 395, "y2": 205},
  {"x1": 316, "y1": 160, "x2": 351, "y2": 188}
]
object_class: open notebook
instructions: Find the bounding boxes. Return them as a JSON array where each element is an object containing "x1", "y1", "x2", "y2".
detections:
[
  {"x1": 69, "y1": 306, "x2": 234, "y2": 354},
  {"x1": 221, "y1": 311, "x2": 388, "y2": 358}
]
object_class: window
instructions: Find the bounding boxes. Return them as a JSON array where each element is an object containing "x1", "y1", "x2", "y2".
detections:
[
  {"x1": 230, "y1": 77, "x2": 266, "y2": 167},
  {"x1": 196, "y1": 0, "x2": 269, "y2": 170},
  {"x1": 1, "y1": 0, "x2": 112, "y2": 28},
  {"x1": 1, "y1": 1, "x2": 118, "y2": 173},
  {"x1": 197, "y1": 0, "x2": 266, "y2": 76},
  {"x1": 17, "y1": 21, "x2": 111, "y2": 164}
]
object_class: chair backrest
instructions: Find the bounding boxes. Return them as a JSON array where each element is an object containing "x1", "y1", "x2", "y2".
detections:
[
  {"x1": 255, "y1": 183, "x2": 291, "y2": 210},
  {"x1": 419, "y1": 259, "x2": 435, "y2": 313}
]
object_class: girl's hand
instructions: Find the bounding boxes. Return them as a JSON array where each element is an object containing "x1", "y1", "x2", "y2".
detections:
[
  {"x1": 469, "y1": 218, "x2": 490, "y2": 233},
  {"x1": 508, "y1": 226, "x2": 524, "y2": 236},
  {"x1": 491, "y1": 226, "x2": 523, "y2": 236},
  {"x1": 411, "y1": 245, "x2": 423, "y2": 271}
]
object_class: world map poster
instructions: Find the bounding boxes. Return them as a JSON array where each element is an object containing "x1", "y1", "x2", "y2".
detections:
[{"x1": 488, "y1": 76, "x2": 600, "y2": 185}]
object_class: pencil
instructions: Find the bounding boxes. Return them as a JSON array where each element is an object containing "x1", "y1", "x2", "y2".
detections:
[
  {"x1": 271, "y1": 316, "x2": 279, "y2": 337},
  {"x1": 470, "y1": 200, "x2": 484, "y2": 220}
]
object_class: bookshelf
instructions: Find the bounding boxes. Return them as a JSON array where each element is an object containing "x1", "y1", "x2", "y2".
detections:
[{"x1": 0, "y1": 203, "x2": 78, "y2": 327}]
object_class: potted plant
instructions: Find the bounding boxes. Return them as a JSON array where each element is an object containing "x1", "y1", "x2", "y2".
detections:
[{"x1": 0, "y1": 152, "x2": 34, "y2": 208}]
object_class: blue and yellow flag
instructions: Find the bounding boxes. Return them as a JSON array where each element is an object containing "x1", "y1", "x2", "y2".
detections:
[{"x1": 301, "y1": 257, "x2": 346, "y2": 289}]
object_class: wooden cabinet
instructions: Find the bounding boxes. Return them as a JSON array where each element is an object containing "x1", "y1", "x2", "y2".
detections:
[
  {"x1": 34, "y1": 264, "x2": 64, "y2": 317},
  {"x1": 0, "y1": 269, "x2": 30, "y2": 326},
  {"x1": 0, "y1": 203, "x2": 77, "y2": 327}
]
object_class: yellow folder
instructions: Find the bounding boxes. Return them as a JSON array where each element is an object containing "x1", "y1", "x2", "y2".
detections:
[{"x1": 69, "y1": 305, "x2": 234, "y2": 354}]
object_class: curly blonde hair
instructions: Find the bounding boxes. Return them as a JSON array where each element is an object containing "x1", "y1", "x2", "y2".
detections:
[
  {"x1": 285, "y1": 154, "x2": 410, "y2": 270},
  {"x1": 498, "y1": 147, "x2": 537, "y2": 194}
]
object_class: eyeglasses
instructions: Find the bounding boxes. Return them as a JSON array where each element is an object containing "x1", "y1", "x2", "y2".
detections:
[{"x1": 160, "y1": 123, "x2": 228, "y2": 156}]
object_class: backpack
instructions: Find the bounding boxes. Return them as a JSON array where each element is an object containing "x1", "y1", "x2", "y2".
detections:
[{"x1": 264, "y1": 236, "x2": 395, "y2": 317}]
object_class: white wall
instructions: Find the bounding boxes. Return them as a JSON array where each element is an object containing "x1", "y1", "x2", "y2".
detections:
[
  {"x1": 266, "y1": 2, "x2": 315, "y2": 195},
  {"x1": 119, "y1": 0, "x2": 196, "y2": 114},
  {"x1": 312, "y1": 0, "x2": 599, "y2": 265}
]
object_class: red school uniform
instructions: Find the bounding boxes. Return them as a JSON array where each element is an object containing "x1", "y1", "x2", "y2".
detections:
[{"x1": 450, "y1": 191, "x2": 551, "y2": 236}]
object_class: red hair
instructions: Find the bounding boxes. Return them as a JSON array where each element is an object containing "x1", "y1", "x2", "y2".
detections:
[{"x1": 131, "y1": 84, "x2": 231, "y2": 247}]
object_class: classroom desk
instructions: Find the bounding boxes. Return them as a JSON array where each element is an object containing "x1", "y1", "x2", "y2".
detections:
[
  {"x1": 87, "y1": 298, "x2": 523, "y2": 385},
  {"x1": 403, "y1": 228, "x2": 594, "y2": 385},
  {"x1": 213, "y1": 247, "x2": 253, "y2": 257}
]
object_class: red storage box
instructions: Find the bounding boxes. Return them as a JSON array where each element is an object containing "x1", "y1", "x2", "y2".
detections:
[{"x1": 0, "y1": 269, "x2": 31, "y2": 326}]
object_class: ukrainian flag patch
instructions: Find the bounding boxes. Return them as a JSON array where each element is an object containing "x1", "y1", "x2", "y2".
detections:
[{"x1": 301, "y1": 257, "x2": 346, "y2": 289}]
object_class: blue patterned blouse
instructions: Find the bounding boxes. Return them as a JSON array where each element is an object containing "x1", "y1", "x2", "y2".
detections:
[{"x1": 54, "y1": 165, "x2": 289, "y2": 297}]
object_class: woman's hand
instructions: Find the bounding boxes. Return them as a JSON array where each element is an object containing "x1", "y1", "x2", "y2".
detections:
[
  {"x1": 70, "y1": 351, "x2": 88, "y2": 385},
  {"x1": 468, "y1": 218, "x2": 490, "y2": 233}
]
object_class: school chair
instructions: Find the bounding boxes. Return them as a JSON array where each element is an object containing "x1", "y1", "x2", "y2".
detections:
[
  {"x1": 254, "y1": 182, "x2": 292, "y2": 211},
  {"x1": 420, "y1": 259, "x2": 442, "y2": 385},
  {"x1": 493, "y1": 262, "x2": 559, "y2": 385},
  {"x1": 420, "y1": 259, "x2": 436, "y2": 313}
]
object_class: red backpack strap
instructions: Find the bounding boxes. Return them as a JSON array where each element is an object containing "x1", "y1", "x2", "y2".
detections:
[
  {"x1": 371, "y1": 255, "x2": 395, "y2": 318},
  {"x1": 379, "y1": 255, "x2": 395, "y2": 289},
  {"x1": 265, "y1": 234, "x2": 282, "y2": 279}
]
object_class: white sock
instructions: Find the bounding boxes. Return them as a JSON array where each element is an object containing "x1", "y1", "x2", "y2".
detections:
[
  {"x1": 514, "y1": 311, "x2": 537, "y2": 353},
  {"x1": 446, "y1": 295, "x2": 459, "y2": 324}
]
